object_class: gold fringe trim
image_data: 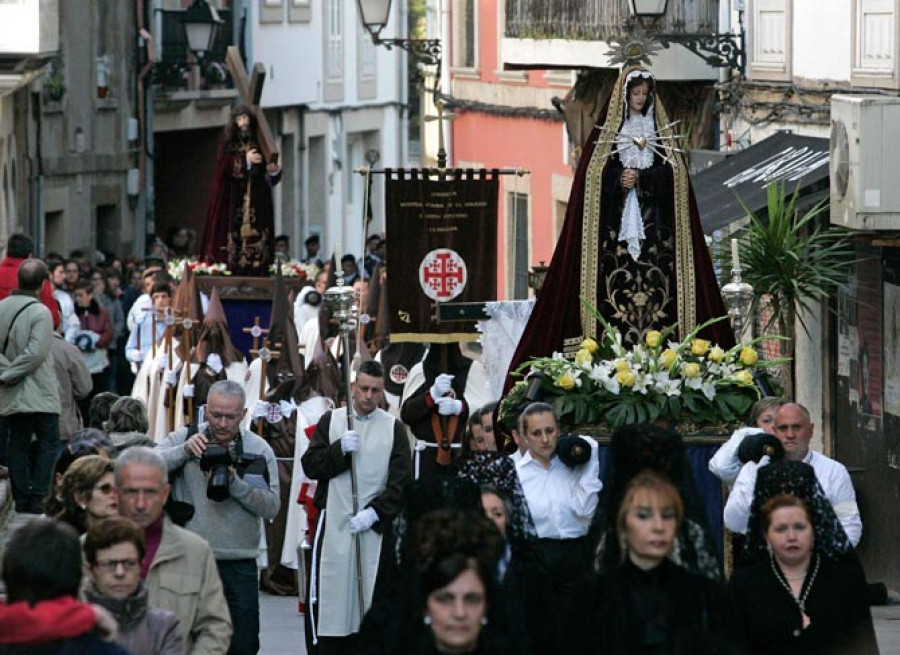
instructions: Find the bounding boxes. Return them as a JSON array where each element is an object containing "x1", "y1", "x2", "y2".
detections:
[
  {"x1": 580, "y1": 65, "x2": 697, "y2": 340},
  {"x1": 389, "y1": 332, "x2": 481, "y2": 344}
]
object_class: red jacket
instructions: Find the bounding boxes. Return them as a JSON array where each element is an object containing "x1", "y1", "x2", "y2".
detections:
[
  {"x1": 75, "y1": 298, "x2": 114, "y2": 348},
  {"x1": 0, "y1": 256, "x2": 61, "y2": 328}
]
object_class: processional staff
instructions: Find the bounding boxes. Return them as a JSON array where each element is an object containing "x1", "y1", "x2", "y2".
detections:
[
  {"x1": 249, "y1": 338, "x2": 281, "y2": 437},
  {"x1": 324, "y1": 260, "x2": 367, "y2": 622}
]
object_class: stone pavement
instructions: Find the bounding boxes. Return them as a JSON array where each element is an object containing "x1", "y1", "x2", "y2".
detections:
[{"x1": 1, "y1": 477, "x2": 900, "y2": 653}]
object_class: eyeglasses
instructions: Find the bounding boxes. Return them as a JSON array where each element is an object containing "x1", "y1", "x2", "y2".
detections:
[
  {"x1": 208, "y1": 411, "x2": 242, "y2": 423},
  {"x1": 94, "y1": 558, "x2": 140, "y2": 573},
  {"x1": 93, "y1": 482, "x2": 116, "y2": 495}
]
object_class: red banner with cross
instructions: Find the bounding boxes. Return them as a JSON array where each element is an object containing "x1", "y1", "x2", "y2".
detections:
[{"x1": 385, "y1": 169, "x2": 498, "y2": 342}]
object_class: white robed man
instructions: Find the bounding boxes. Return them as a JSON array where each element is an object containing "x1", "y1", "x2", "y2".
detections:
[{"x1": 301, "y1": 359, "x2": 411, "y2": 655}]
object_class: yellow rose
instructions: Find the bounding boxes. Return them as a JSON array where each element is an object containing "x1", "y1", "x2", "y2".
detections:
[
  {"x1": 581, "y1": 338, "x2": 599, "y2": 354},
  {"x1": 734, "y1": 370, "x2": 754, "y2": 384},
  {"x1": 691, "y1": 339, "x2": 710, "y2": 356},
  {"x1": 645, "y1": 330, "x2": 662, "y2": 348},
  {"x1": 556, "y1": 373, "x2": 576, "y2": 390},
  {"x1": 660, "y1": 349, "x2": 677, "y2": 369},
  {"x1": 615, "y1": 359, "x2": 630, "y2": 373},
  {"x1": 683, "y1": 362, "x2": 701, "y2": 379},
  {"x1": 708, "y1": 346, "x2": 726, "y2": 363},
  {"x1": 616, "y1": 369, "x2": 636, "y2": 387},
  {"x1": 740, "y1": 347, "x2": 759, "y2": 366},
  {"x1": 574, "y1": 348, "x2": 593, "y2": 366}
]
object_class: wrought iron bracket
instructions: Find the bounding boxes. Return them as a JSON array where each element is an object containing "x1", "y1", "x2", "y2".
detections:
[
  {"x1": 654, "y1": 30, "x2": 745, "y2": 73},
  {"x1": 371, "y1": 38, "x2": 442, "y2": 68}
]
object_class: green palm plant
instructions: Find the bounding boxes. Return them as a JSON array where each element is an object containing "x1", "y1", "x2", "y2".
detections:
[{"x1": 736, "y1": 182, "x2": 857, "y2": 396}]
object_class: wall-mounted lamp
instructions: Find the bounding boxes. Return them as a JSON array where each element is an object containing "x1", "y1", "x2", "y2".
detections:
[
  {"x1": 182, "y1": 0, "x2": 223, "y2": 61},
  {"x1": 355, "y1": 0, "x2": 442, "y2": 71},
  {"x1": 629, "y1": 0, "x2": 745, "y2": 73}
]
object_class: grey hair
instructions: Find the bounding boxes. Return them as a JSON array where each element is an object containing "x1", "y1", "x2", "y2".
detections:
[
  {"x1": 208, "y1": 379, "x2": 246, "y2": 406},
  {"x1": 114, "y1": 446, "x2": 167, "y2": 485},
  {"x1": 105, "y1": 397, "x2": 149, "y2": 434}
]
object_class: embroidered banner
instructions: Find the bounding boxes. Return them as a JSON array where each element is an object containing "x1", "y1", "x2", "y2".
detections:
[{"x1": 385, "y1": 170, "x2": 498, "y2": 342}]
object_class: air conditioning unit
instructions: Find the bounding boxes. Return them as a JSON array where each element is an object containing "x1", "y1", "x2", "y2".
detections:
[{"x1": 830, "y1": 94, "x2": 900, "y2": 230}]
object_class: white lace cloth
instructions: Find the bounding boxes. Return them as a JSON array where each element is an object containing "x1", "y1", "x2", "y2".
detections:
[
  {"x1": 616, "y1": 112, "x2": 656, "y2": 261},
  {"x1": 477, "y1": 299, "x2": 536, "y2": 398}
]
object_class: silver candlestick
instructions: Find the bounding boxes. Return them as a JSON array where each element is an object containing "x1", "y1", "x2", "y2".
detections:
[{"x1": 721, "y1": 266, "x2": 754, "y2": 344}]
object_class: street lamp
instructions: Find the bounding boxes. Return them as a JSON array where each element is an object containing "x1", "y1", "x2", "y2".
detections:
[
  {"x1": 628, "y1": 0, "x2": 745, "y2": 73},
  {"x1": 355, "y1": 0, "x2": 441, "y2": 68},
  {"x1": 181, "y1": 0, "x2": 223, "y2": 61}
]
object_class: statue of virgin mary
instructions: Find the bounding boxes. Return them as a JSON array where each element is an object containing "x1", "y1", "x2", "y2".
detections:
[{"x1": 504, "y1": 65, "x2": 733, "y2": 393}]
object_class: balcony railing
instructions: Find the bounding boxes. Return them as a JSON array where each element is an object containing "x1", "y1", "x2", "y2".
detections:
[{"x1": 505, "y1": 0, "x2": 718, "y2": 41}]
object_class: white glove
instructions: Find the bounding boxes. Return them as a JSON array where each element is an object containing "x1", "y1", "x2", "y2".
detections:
[
  {"x1": 183, "y1": 384, "x2": 195, "y2": 398},
  {"x1": 130, "y1": 362, "x2": 139, "y2": 375},
  {"x1": 348, "y1": 507, "x2": 378, "y2": 534},
  {"x1": 126, "y1": 348, "x2": 142, "y2": 363},
  {"x1": 436, "y1": 396, "x2": 463, "y2": 416},
  {"x1": 155, "y1": 351, "x2": 170, "y2": 371},
  {"x1": 341, "y1": 430, "x2": 360, "y2": 454},
  {"x1": 206, "y1": 353, "x2": 223, "y2": 374},
  {"x1": 163, "y1": 369, "x2": 178, "y2": 387},
  {"x1": 430, "y1": 373, "x2": 454, "y2": 401}
]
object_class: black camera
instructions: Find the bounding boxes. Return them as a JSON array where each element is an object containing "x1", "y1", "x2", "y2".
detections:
[{"x1": 199, "y1": 444, "x2": 233, "y2": 501}]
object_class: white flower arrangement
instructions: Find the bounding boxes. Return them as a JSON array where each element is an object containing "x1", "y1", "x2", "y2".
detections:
[
  {"x1": 269, "y1": 259, "x2": 318, "y2": 279},
  {"x1": 501, "y1": 307, "x2": 787, "y2": 433},
  {"x1": 167, "y1": 259, "x2": 231, "y2": 281}
]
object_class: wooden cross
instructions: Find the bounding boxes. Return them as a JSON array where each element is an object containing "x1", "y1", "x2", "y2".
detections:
[
  {"x1": 250, "y1": 338, "x2": 281, "y2": 436},
  {"x1": 169, "y1": 312, "x2": 204, "y2": 426},
  {"x1": 241, "y1": 317, "x2": 269, "y2": 358},
  {"x1": 226, "y1": 46, "x2": 279, "y2": 165}
]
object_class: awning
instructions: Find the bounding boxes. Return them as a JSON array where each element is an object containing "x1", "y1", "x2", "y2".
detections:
[{"x1": 692, "y1": 131, "x2": 830, "y2": 233}]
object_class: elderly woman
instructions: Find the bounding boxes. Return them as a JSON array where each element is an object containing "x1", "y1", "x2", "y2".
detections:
[
  {"x1": 592, "y1": 470, "x2": 733, "y2": 654},
  {"x1": 54, "y1": 455, "x2": 118, "y2": 534},
  {"x1": 727, "y1": 462, "x2": 877, "y2": 654},
  {"x1": 84, "y1": 517, "x2": 185, "y2": 655},
  {"x1": 104, "y1": 396, "x2": 153, "y2": 456}
]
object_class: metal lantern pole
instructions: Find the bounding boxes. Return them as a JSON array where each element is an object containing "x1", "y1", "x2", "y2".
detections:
[{"x1": 323, "y1": 268, "x2": 366, "y2": 622}]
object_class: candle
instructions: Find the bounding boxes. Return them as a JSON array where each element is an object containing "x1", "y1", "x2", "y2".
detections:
[
  {"x1": 731, "y1": 238, "x2": 740, "y2": 271},
  {"x1": 335, "y1": 241, "x2": 341, "y2": 265}
]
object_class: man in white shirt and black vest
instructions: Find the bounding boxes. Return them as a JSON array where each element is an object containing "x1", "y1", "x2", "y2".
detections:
[
  {"x1": 515, "y1": 402, "x2": 602, "y2": 654},
  {"x1": 302, "y1": 360, "x2": 411, "y2": 655},
  {"x1": 724, "y1": 402, "x2": 862, "y2": 547}
]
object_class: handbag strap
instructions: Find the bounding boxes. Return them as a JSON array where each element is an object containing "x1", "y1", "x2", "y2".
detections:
[{"x1": 1, "y1": 300, "x2": 39, "y2": 355}]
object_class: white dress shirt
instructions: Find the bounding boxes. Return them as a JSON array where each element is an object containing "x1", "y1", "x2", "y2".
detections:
[
  {"x1": 708, "y1": 426, "x2": 765, "y2": 485},
  {"x1": 723, "y1": 450, "x2": 862, "y2": 546},
  {"x1": 516, "y1": 442, "x2": 602, "y2": 540}
]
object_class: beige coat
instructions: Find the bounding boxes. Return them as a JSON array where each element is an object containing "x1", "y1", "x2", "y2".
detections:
[
  {"x1": 146, "y1": 516, "x2": 233, "y2": 654},
  {"x1": 0, "y1": 291, "x2": 60, "y2": 416},
  {"x1": 50, "y1": 333, "x2": 92, "y2": 439}
]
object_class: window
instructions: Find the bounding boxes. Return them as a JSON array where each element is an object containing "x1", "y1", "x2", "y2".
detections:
[
  {"x1": 452, "y1": 0, "x2": 477, "y2": 70},
  {"x1": 852, "y1": 0, "x2": 899, "y2": 88},
  {"x1": 324, "y1": 0, "x2": 343, "y2": 101},
  {"x1": 749, "y1": 0, "x2": 791, "y2": 81},
  {"x1": 508, "y1": 192, "x2": 529, "y2": 299}
]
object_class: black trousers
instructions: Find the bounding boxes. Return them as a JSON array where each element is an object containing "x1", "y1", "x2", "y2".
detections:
[{"x1": 522, "y1": 537, "x2": 591, "y2": 655}]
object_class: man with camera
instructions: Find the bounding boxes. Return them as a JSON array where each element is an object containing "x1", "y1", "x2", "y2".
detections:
[
  {"x1": 724, "y1": 402, "x2": 862, "y2": 546},
  {"x1": 156, "y1": 379, "x2": 280, "y2": 654},
  {"x1": 301, "y1": 360, "x2": 411, "y2": 655}
]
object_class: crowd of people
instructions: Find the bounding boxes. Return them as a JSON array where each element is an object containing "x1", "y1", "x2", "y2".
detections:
[{"x1": 0, "y1": 62, "x2": 883, "y2": 654}]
